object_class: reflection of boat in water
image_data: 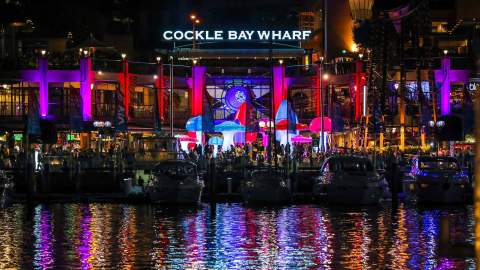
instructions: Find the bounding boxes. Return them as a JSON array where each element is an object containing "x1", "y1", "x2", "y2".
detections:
[
  {"x1": 403, "y1": 156, "x2": 469, "y2": 204},
  {"x1": 241, "y1": 168, "x2": 292, "y2": 204},
  {"x1": 147, "y1": 160, "x2": 203, "y2": 204},
  {"x1": 0, "y1": 170, "x2": 14, "y2": 207},
  {"x1": 313, "y1": 156, "x2": 385, "y2": 205}
]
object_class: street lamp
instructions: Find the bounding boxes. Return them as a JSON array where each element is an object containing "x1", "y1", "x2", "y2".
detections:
[
  {"x1": 121, "y1": 53, "x2": 127, "y2": 60},
  {"x1": 40, "y1": 50, "x2": 46, "y2": 57},
  {"x1": 156, "y1": 56, "x2": 161, "y2": 63},
  {"x1": 190, "y1": 14, "x2": 200, "y2": 49}
]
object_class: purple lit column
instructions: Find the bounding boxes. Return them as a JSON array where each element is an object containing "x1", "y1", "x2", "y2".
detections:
[
  {"x1": 434, "y1": 57, "x2": 470, "y2": 115},
  {"x1": 38, "y1": 57, "x2": 48, "y2": 117},
  {"x1": 80, "y1": 57, "x2": 93, "y2": 120},
  {"x1": 439, "y1": 57, "x2": 451, "y2": 115}
]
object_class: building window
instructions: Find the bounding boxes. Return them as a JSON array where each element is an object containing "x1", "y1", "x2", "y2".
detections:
[{"x1": 0, "y1": 82, "x2": 36, "y2": 118}]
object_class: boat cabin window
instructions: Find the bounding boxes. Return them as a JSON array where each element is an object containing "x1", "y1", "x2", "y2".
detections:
[
  {"x1": 322, "y1": 159, "x2": 373, "y2": 173},
  {"x1": 419, "y1": 160, "x2": 459, "y2": 171},
  {"x1": 341, "y1": 159, "x2": 373, "y2": 172}
]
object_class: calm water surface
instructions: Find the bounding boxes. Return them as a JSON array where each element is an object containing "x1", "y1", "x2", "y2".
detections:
[{"x1": 0, "y1": 203, "x2": 475, "y2": 269}]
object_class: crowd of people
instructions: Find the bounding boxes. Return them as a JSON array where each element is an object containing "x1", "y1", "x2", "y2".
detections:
[
  {"x1": 178, "y1": 141, "x2": 475, "y2": 173},
  {"x1": 0, "y1": 139, "x2": 475, "y2": 178}
]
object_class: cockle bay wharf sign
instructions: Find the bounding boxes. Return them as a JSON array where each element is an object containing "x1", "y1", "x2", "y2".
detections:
[{"x1": 162, "y1": 30, "x2": 312, "y2": 41}]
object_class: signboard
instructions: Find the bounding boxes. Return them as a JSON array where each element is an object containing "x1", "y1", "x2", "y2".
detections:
[
  {"x1": 467, "y1": 78, "x2": 480, "y2": 92},
  {"x1": 162, "y1": 30, "x2": 312, "y2": 41},
  {"x1": 13, "y1": 133, "x2": 23, "y2": 141}
]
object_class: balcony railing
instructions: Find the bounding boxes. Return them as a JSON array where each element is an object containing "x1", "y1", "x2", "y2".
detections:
[
  {"x1": 129, "y1": 105, "x2": 154, "y2": 120},
  {"x1": 92, "y1": 59, "x2": 122, "y2": 73},
  {"x1": 93, "y1": 104, "x2": 115, "y2": 120}
]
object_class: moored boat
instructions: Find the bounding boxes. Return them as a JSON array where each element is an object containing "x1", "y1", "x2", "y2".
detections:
[
  {"x1": 313, "y1": 156, "x2": 385, "y2": 205},
  {"x1": 403, "y1": 156, "x2": 469, "y2": 204},
  {"x1": 146, "y1": 160, "x2": 204, "y2": 204},
  {"x1": 241, "y1": 168, "x2": 292, "y2": 204}
]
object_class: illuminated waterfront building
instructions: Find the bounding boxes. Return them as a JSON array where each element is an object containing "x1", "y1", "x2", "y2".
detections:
[{"x1": 0, "y1": 0, "x2": 478, "y2": 152}]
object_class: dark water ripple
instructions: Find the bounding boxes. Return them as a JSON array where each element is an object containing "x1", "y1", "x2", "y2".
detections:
[{"x1": 0, "y1": 203, "x2": 474, "y2": 269}]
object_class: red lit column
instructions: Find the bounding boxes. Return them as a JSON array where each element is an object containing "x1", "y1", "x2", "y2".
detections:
[
  {"x1": 154, "y1": 64, "x2": 165, "y2": 121},
  {"x1": 354, "y1": 60, "x2": 365, "y2": 121},
  {"x1": 119, "y1": 60, "x2": 130, "y2": 120}
]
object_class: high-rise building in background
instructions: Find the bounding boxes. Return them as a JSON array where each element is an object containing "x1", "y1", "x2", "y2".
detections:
[{"x1": 299, "y1": 10, "x2": 323, "y2": 32}]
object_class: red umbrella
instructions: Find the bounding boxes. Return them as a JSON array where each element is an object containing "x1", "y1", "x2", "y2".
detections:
[
  {"x1": 275, "y1": 119, "x2": 309, "y2": 131},
  {"x1": 296, "y1": 123, "x2": 309, "y2": 131}
]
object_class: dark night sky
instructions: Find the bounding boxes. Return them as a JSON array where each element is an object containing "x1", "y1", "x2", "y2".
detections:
[
  {"x1": 1, "y1": 0, "x2": 426, "y2": 54},
  {"x1": 3, "y1": 0, "x2": 309, "y2": 46}
]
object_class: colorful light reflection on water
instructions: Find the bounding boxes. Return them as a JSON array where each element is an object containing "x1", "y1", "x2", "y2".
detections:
[{"x1": 0, "y1": 203, "x2": 475, "y2": 269}]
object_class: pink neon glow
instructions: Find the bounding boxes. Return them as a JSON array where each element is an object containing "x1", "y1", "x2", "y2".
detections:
[
  {"x1": 80, "y1": 57, "x2": 93, "y2": 120},
  {"x1": 38, "y1": 57, "x2": 48, "y2": 117},
  {"x1": 273, "y1": 65, "x2": 287, "y2": 115},
  {"x1": 309, "y1": 117, "x2": 332, "y2": 133},
  {"x1": 120, "y1": 61, "x2": 130, "y2": 119},
  {"x1": 22, "y1": 57, "x2": 95, "y2": 119},
  {"x1": 291, "y1": 135, "x2": 312, "y2": 144},
  {"x1": 434, "y1": 57, "x2": 469, "y2": 115},
  {"x1": 190, "y1": 66, "x2": 206, "y2": 116}
]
